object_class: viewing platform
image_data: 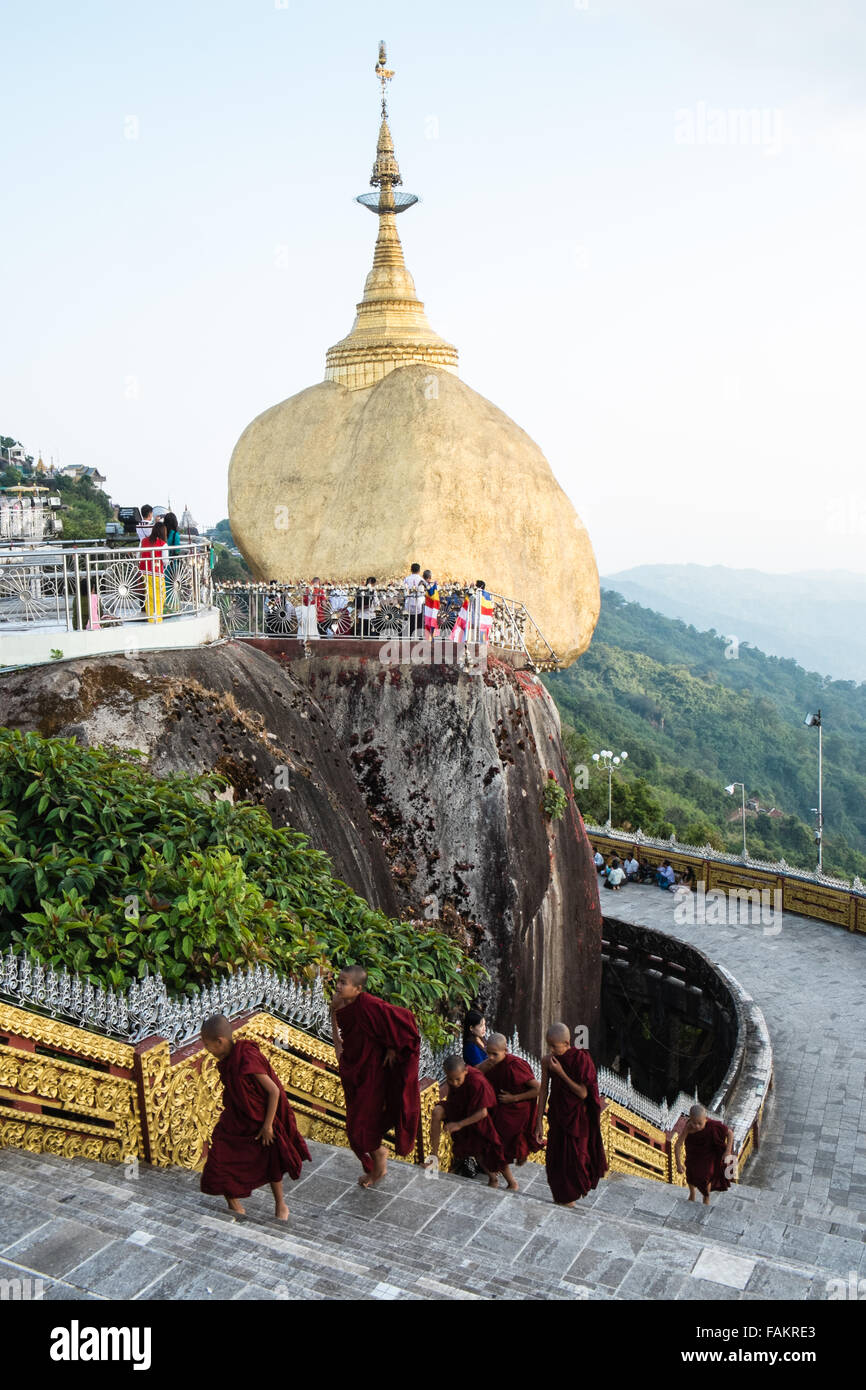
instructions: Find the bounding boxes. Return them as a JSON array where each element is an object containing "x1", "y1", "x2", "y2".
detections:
[
  {"x1": 216, "y1": 580, "x2": 560, "y2": 671},
  {"x1": 0, "y1": 537, "x2": 220, "y2": 671}
]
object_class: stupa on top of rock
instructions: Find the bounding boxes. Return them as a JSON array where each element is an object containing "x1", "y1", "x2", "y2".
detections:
[{"x1": 228, "y1": 42, "x2": 600, "y2": 665}]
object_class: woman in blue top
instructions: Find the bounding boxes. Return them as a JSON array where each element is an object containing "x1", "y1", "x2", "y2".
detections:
[
  {"x1": 162, "y1": 511, "x2": 182, "y2": 610},
  {"x1": 462, "y1": 1009, "x2": 488, "y2": 1067}
]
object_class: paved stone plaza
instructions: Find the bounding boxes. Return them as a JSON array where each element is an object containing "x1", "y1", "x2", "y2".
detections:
[
  {"x1": 0, "y1": 1136, "x2": 861, "y2": 1301},
  {"x1": 604, "y1": 882, "x2": 866, "y2": 1212},
  {"x1": 1, "y1": 885, "x2": 863, "y2": 1300}
]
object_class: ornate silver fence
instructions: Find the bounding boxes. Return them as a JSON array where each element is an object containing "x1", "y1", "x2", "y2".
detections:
[
  {"x1": 0, "y1": 949, "x2": 442, "y2": 1075},
  {"x1": 216, "y1": 580, "x2": 559, "y2": 667},
  {"x1": 0, "y1": 538, "x2": 214, "y2": 631}
]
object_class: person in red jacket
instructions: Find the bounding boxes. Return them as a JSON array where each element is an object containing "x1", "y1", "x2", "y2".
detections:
[
  {"x1": 139, "y1": 521, "x2": 167, "y2": 624},
  {"x1": 330, "y1": 964, "x2": 421, "y2": 1188}
]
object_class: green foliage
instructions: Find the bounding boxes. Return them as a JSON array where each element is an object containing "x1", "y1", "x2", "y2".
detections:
[
  {"x1": 51, "y1": 474, "x2": 115, "y2": 541},
  {"x1": 0, "y1": 729, "x2": 484, "y2": 1045},
  {"x1": 547, "y1": 590, "x2": 866, "y2": 880},
  {"x1": 541, "y1": 774, "x2": 567, "y2": 821},
  {"x1": 211, "y1": 542, "x2": 250, "y2": 581}
]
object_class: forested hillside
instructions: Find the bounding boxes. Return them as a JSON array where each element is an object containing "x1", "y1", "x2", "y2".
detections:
[{"x1": 545, "y1": 591, "x2": 866, "y2": 881}]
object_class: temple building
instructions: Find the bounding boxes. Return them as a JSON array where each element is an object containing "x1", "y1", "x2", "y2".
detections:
[{"x1": 228, "y1": 44, "x2": 599, "y2": 665}]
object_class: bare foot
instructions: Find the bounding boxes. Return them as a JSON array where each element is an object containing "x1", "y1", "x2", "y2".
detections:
[
  {"x1": 487, "y1": 1175, "x2": 500, "y2": 1188},
  {"x1": 703, "y1": 1195, "x2": 711, "y2": 1206},
  {"x1": 687, "y1": 1193, "x2": 695, "y2": 1202},
  {"x1": 274, "y1": 1201, "x2": 289, "y2": 1222},
  {"x1": 359, "y1": 1148, "x2": 388, "y2": 1188},
  {"x1": 506, "y1": 1179, "x2": 519, "y2": 1192},
  {"x1": 226, "y1": 1197, "x2": 246, "y2": 1216}
]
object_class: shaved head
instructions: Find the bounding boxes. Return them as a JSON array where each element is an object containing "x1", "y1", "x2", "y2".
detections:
[
  {"x1": 546, "y1": 1022, "x2": 571, "y2": 1044},
  {"x1": 689, "y1": 1104, "x2": 707, "y2": 1121},
  {"x1": 201, "y1": 1014, "x2": 233, "y2": 1041},
  {"x1": 444, "y1": 1054, "x2": 466, "y2": 1075},
  {"x1": 340, "y1": 964, "x2": 367, "y2": 988},
  {"x1": 487, "y1": 1032, "x2": 508, "y2": 1050}
]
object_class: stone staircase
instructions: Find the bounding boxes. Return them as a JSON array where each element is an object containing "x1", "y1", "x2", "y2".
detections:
[{"x1": 2, "y1": 1140, "x2": 862, "y2": 1300}]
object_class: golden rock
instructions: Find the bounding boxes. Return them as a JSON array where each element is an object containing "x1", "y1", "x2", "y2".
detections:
[{"x1": 228, "y1": 49, "x2": 599, "y2": 666}]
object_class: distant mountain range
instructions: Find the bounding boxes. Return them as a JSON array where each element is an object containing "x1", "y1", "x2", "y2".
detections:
[
  {"x1": 545, "y1": 589, "x2": 866, "y2": 881},
  {"x1": 602, "y1": 566, "x2": 866, "y2": 684}
]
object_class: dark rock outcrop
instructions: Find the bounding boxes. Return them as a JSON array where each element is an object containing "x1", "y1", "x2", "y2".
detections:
[
  {"x1": 289, "y1": 651, "x2": 602, "y2": 1053},
  {"x1": 0, "y1": 641, "x2": 602, "y2": 1052}
]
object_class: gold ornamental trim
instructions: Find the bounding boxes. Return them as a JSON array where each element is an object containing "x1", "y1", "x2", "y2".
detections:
[{"x1": 0, "y1": 1001, "x2": 135, "y2": 1068}]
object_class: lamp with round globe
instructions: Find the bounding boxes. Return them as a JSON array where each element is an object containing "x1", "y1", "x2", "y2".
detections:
[{"x1": 591, "y1": 749, "x2": 629, "y2": 829}]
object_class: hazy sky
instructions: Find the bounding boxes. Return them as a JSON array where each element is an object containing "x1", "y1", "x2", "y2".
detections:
[{"x1": 3, "y1": 0, "x2": 865, "y2": 575}]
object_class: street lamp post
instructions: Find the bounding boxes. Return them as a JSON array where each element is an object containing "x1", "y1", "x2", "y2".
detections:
[
  {"x1": 592, "y1": 749, "x2": 629, "y2": 829},
  {"x1": 725, "y1": 782, "x2": 748, "y2": 860},
  {"x1": 804, "y1": 711, "x2": 823, "y2": 873}
]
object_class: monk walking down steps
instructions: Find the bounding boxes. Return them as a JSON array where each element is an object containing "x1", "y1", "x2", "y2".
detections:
[
  {"x1": 675, "y1": 1104, "x2": 735, "y2": 1205},
  {"x1": 535, "y1": 1022, "x2": 607, "y2": 1207},
  {"x1": 330, "y1": 964, "x2": 421, "y2": 1189},
  {"x1": 476, "y1": 1032, "x2": 542, "y2": 1190},
  {"x1": 426, "y1": 1055, "x2": 507, "y2": 1185},
  {"x1": 199, "y1": 1015, "x2": 310, "y2": 1221}
]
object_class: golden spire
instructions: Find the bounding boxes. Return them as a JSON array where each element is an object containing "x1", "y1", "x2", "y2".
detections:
[{"x1": 325, "y1": 42, "x2": 458, "y2": 392}]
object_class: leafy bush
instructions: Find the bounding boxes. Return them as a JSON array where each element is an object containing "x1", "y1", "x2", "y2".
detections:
[
  {"x1": 541, "y1": 771, "x2": 568, "y2": 822},
  {"x1": 0, "y1": 729, "x2": 484, "y2": 1045}
]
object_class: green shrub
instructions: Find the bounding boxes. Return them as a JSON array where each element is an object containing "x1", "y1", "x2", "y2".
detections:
[
  {"x1": 542, "y1": 772, "x2": 568, "y2": 822},
  {"x1": 0, "y1": 729, "x2": 484, "y2": 1045}
]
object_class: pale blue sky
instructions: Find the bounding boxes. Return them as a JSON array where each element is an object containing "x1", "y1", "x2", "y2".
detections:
[{"x1": 3, "y1": 0, "x2": 865, "y2": 574}]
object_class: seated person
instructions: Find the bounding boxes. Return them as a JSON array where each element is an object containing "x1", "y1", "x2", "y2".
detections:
[
  {"x1": 679, "y1": 864, "x2": 696, "y2": 889},
  {"x1": 593, "y1": 850, "x2": 606, "y2": 873},
  {"x1": 604, "y1": 857, "x2": 626, "y2": 890},
  {"x1": 656, "y1": 860, "x2": 677, "y2": 890},
  {"x1": 624, "y1": 853, "x2": 640, "y2": 881}
]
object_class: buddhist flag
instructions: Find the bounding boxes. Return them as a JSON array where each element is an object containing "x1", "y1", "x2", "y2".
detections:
[
  {"x1": 424, "y1": 582, "x2": 440, "y2": 632},
  {"x1": 451, "y1": 594, "x2": 471, "y2": 643}
]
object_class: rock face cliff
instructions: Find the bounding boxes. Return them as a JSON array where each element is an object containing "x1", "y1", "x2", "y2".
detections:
[{"x1": 0, "y1": 641, "x2": 601, "y2": 1052}]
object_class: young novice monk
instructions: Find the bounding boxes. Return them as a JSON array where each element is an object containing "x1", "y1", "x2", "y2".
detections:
[
  {"x1": 330, "y1": 964, "x2": 421, "y2": 1189},
  {"x1": 675, "y1": 1104, "x2": 735, "y2": 1204},
  {"x1": 477, "y1": 1032, "x2": 541, "y2": 1190},
  {"x1": 427, "y1": 1055, "x2": 506, "y2": 1184},
  {"x1": 535, "y1": 1022, "x2": 607, "y2": 1206},
  {"x1": 199, "y1": 1014, "x2": 310, "y2": 1220}
]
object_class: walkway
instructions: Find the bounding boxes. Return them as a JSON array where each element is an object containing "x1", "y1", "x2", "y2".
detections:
[
  {"x1": 602, "y1": 882, "x2": 866, "y2": 1214},
  {"x1": 0, "y1": 1140, "x2": 857, "y2": 1302}
]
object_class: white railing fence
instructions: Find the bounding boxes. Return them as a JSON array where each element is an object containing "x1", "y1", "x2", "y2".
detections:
[{"x1": 0, "y1": 539, "x2": 214, "y2": 631}]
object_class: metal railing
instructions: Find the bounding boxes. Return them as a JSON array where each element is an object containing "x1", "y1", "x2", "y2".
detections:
[
  {"x1": 585, "y1": 825, "x2": 866, "y2": 924},
  {"x1": 0, "y1": 538, "x2": 214, "y2": 631},
  {"x1": 215, "y1": 580, "x2": 560, "y2": 668}
]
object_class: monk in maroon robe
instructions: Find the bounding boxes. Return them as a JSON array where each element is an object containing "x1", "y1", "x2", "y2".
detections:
[
  {"x1": 199, "y1": 1014, "x2": 310, "y2": 1220},
  {"x1": 675, "y1": 1105, "x2": 735, "y2": 1203},
  {"x1": 476, "y1": 1032, "x2": 541, "y2": 1190},
  {"x1": 426, "y1": 1056, "x2": 506, "y2": 1183},
  {"x1": 331, "y1": 964, "x2": 421, "y2": 1188},
  {"x1": 535, "y1": 1022, "x2": 607, "y2": 1206}
]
